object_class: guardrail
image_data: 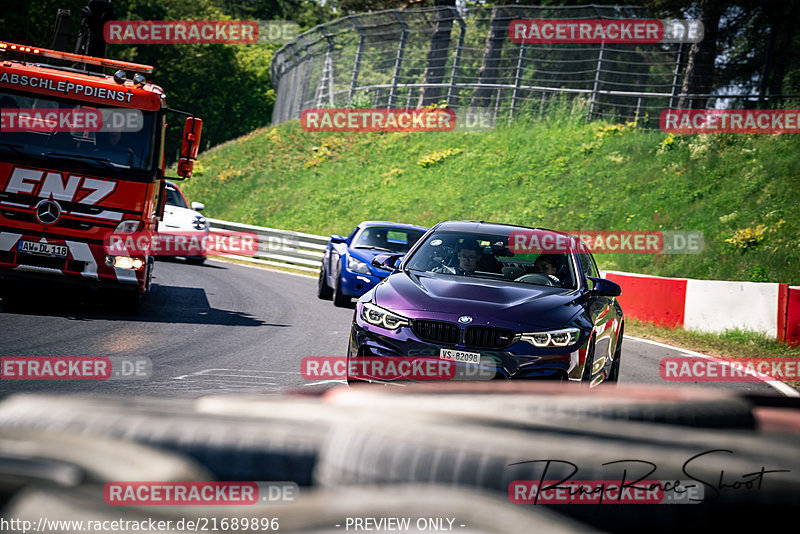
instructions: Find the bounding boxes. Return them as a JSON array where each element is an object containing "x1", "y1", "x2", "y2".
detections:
[{"x1": 207, "y1": 218, "x2": 326, "y2": 273}]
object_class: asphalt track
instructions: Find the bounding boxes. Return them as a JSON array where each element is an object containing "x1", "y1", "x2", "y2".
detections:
[{"x1": 0, "y1": 259, "x2": 787, "y2": 397}]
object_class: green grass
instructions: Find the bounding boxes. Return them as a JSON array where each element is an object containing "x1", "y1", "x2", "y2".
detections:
[
  {"x1": 628, "y1": 318, "x2": 800, "y2": 358},
  {"x1": 180, "y1": 101, "x2": 800, "y2": 284}
]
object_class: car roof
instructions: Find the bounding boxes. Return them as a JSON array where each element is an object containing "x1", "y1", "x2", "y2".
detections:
[
  {"x1": 357, "y1": 221, "x2": 429, "y2": 232},
  {"x1": 430, "y1": 220, "x2": 575, "y2": 239}
]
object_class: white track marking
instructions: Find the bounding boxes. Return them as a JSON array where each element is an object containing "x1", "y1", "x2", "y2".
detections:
[{"x1": 626, "y1": 335, "x2": 799, "y2": 397}]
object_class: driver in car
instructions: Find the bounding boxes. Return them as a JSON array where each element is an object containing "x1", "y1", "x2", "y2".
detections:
[
  {"x1": 533, "y1": 254, "x2": 562, "y2": 286},
  {"x1": 95, "y1": 130, "x2": 135, "y2": 166},
  {"x1": 433, "y1": 240, "x2": 482, "y2": 275}
]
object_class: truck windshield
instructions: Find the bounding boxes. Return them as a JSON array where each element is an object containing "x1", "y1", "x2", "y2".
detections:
[{"x1": 0, "y1": 90, "x2": 156, "y2": 174}]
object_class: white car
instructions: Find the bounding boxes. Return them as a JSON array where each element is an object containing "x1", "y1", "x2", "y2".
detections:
[{"x1": 158, "y1": 181, "x2": 209, "y2": 264}]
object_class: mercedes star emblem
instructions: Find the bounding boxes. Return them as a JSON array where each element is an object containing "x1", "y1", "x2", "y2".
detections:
[
  {"x1": 458, "y1": 315, "x2": 473, "y2": 324},
  {"x1": 35, "y1": 199, "x2": 62, "y2": 225}
]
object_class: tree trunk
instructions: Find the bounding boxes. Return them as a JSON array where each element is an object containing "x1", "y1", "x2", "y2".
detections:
[
  {"x1": 764, "y1": 0, "x2": 799, "y2": 99},
  {"x1": 470, "y1": 6, "x2": 512, "y2": 109},
  {"x1": 678, "y1": 0, "x2": 722, "y2": 109},
  {"x1": 417, "y1": 0, "x2": 456, "y2": 108}
]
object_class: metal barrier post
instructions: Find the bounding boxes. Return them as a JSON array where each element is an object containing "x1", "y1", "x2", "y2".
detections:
[{"x1": 388, "y1": 11, "x2": 409, "y2": 109}]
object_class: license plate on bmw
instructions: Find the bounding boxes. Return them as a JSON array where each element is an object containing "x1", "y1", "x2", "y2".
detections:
[
  {"x1": 18, "y1": 241, "x2": 68, "y2": 257},
  {"x1": 439, "y1": 348, "x2": 481, "y2": 365}
]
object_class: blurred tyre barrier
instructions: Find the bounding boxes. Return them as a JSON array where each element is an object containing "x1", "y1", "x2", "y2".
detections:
[
  {"x1": 0, "y1": 395, "x2": 353, "y2": 486},
  {"x1": 314, "y1": 384, "x2": 800, "y2": 532},
  {"x1": 0, "y1": 428, "x2": 211, "y2": 507},
  {"x1": 324, "y1": 382, "x2": 757, "y2": 429},
  {"x1": 206, "y1": 218, "x2": 327, "y2": 273},
  {"x1": 0, "y1": 387, "x2": 797, "y2": 533},
  {"x1": 1, "y1": 484, "x2": 597, "y2": 534}
]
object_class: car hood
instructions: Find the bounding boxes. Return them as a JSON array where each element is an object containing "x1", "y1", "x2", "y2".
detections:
[
  {"x1": 159, "y1": 205, "x2": 204, "y2": 232},
  {"x1": 373, "y1": 270, "x2": 582, "y2": 331}
]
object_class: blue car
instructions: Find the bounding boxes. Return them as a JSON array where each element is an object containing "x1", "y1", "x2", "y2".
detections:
[{"x1": 318, "y1": 221, "x2": 428, "y2": 307}]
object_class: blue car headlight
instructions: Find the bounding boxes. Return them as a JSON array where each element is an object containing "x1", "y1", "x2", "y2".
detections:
[
  {"x1": 361, "y1": 302, "x2": 410, "y2": 330},
  {"x1": 519, "y1": 328, "x2": 580, "y2": 348},
  {"x1": 347, "y1": 255, "x2": 371, "y2": 275}
]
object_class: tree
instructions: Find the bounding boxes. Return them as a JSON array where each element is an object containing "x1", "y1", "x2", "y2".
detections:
[
  {"x1": 417, "y1": 0, "x2": 456, "y2": 107},
  {"x1": 469, "y1": 2, "x2": 514, "y2": 109}
]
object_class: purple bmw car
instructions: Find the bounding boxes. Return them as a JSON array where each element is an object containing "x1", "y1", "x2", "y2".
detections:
[{"x1": 347, "y1": 220, "x2": 624, "y2": 384}]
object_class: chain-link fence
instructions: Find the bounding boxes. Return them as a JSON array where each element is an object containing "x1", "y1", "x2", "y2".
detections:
[{"x1": 271, "y1": 4, "x2": 743, "y2": 128}]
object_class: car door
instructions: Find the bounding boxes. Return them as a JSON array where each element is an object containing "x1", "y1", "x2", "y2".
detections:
[{"x1": 579, "y1": 248, "x2": 616, "y2": 378}]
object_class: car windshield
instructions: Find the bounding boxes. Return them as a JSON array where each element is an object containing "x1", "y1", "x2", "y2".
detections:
[
  {"x1": 165, "y1": 184, "x2": 188, "y2": 208},
  {"x1": 405, "y1": 230, "x2": 577, "y2": 289},
  {"x1": 0, "y1": 90, "x2": 157, "y2": 173},
  {"x1": 352, "y1": 226, "x2": 425, "y2": 253}
]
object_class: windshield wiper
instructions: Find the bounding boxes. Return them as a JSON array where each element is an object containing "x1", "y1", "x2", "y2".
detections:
[
  {"x1": 354, "y1": 245, "x2": 394, "y2": 252},
  {"x1": 44, "y1": 152, "x2": 124, "y2": 175}
]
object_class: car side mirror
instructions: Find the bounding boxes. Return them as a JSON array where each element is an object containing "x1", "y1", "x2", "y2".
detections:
[
  {"x1": 372, "y1": 253, "x2": 403, "y2": 271},
  {"x1": 330, "y1": 234, "x2": 346, "y2": 244},
  {"x1": 587, "y1": 276, "x2": 622, "y2": 297},
  {"x1": 176, "y1": 117, "x2": 203, "y2": 179},
  {"x1": 191, "y1": 202, "x2": 205, "y2": 212}
]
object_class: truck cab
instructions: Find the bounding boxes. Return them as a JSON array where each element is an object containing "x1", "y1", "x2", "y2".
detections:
[{"x1": 0, "y1": 41, "x2": 201, "y2": 308}]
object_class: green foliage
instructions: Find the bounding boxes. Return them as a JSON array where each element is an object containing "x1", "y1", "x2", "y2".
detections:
[
  {"x1": 725, "y1": 224, "x2": 768, "y2": 250},
  {"x1": 416, "y1": 148, "x2": 462, "y2": 168}
]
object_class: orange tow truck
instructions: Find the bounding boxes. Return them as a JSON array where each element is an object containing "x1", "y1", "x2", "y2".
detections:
[{"x1": 0, "y1": 36, "x2": 202, "y2": 308}]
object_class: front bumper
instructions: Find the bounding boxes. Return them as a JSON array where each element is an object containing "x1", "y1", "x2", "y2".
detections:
[
  {"x1": 349, "y1": 316, "x2": 585, "y2": 381},
  {"x1": 340, "y1": 270, "x2": 384, "y2": 298},
  {"x1": 0, "y1": 231, "x2": 145, "y2": 290}
]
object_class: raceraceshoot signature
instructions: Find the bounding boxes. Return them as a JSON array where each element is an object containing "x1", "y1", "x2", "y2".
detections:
[{"x1": 507, "y1": 449, "x2": 790, "y2": 505}]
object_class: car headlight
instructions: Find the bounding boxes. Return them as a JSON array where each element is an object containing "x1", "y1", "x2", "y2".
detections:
[
  {"x1": 347, "y1": 255, "x2": 371, "y2": 275},
  {"x1": 115, "y1": 220, "x2": 141, "y2": 233},
  {"x1": 519, "y1": 328, "x2": 581, "y2": 348},
  {"x1": 361, "y1": 302, "x2": 410, "y2": 330},
  {"x1": 192, "y1": 215, "x2": 208, "y2": 231}
]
